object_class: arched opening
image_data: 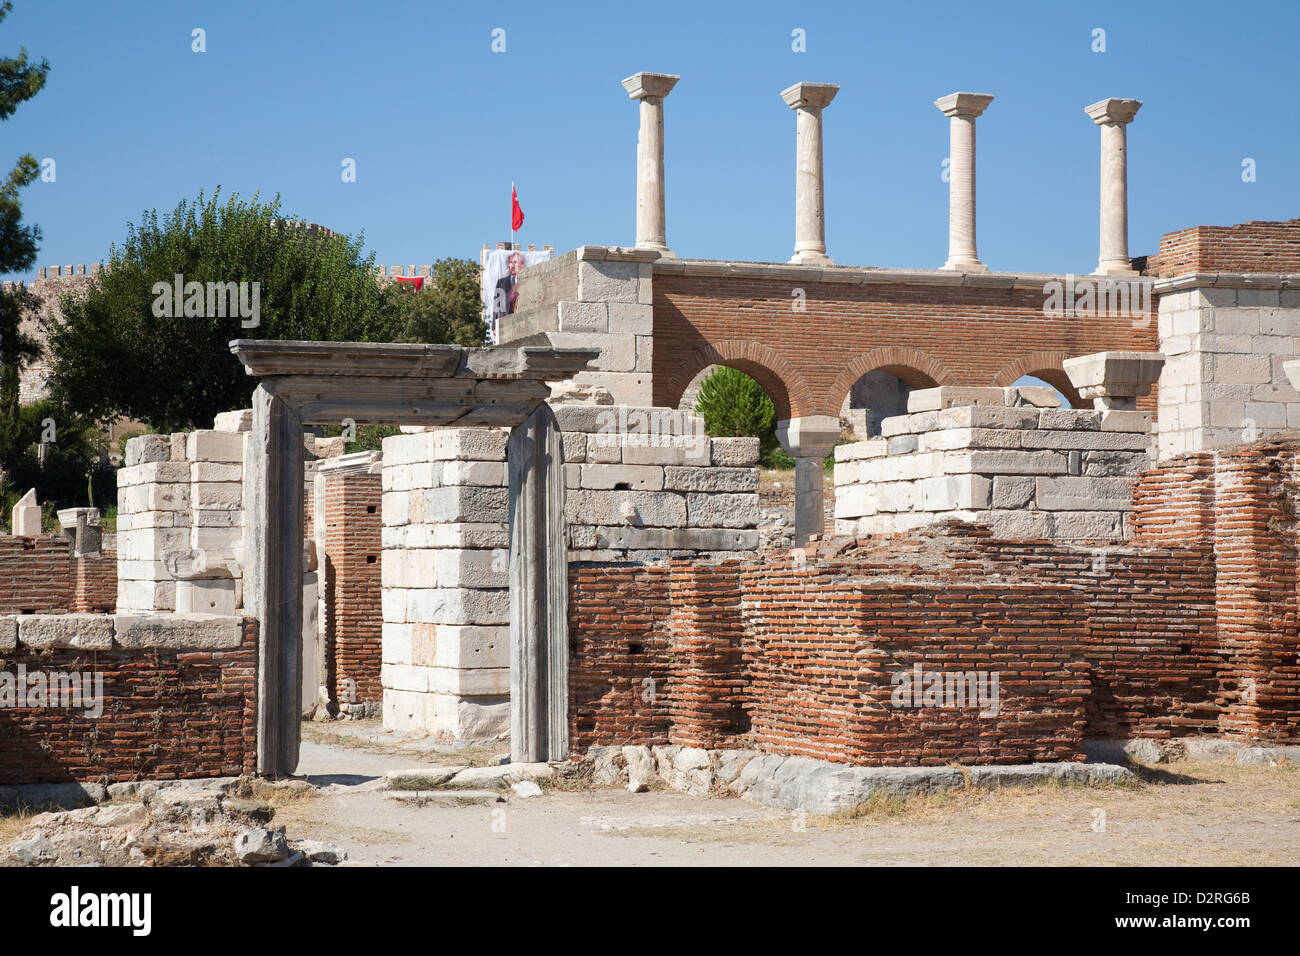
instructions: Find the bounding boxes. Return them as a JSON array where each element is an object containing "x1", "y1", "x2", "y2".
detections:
[
  {"x1": 1015, "y1": 372, "x2": 1077, "y2": 409},
  {"x1": 838, "y1": 365, "x2": 939, "y2": 439}
]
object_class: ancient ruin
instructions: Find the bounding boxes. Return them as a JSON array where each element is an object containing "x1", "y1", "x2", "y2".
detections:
[{"x1": 2, "y1": 74, "x2": 1299, "y2": 837}]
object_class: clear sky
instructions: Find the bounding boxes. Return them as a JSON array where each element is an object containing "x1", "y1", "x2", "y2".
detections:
[{"x1": 3, "y1": 0, "x2": 1297, "y2": 280}]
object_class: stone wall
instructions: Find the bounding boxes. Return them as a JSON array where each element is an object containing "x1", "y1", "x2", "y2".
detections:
[
  {"x1": 499, "y1": 246, "x2": 657, "y2": 406},
  {"x1": 380, "y1": 411, "x2": 761, "y2": 739},
  {"x1": 116, "y1": 429, "x2": 246, "y2": 613},
  {"x1": 0, "y1": 614, "x2": 257, "y2": 784},
  {"x1": 1155, "y1": 284, "x2": 1300, "y2": 459},
  {"x1": 833, "y1": 386, "x2": 1153, "y2": 541}
]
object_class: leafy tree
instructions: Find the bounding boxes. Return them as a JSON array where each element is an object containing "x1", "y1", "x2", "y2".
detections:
[
  {"x1": 390, "y1": 257, "x2": 487, "y2": 347},
  {"x1": 694, "y1": 366, "x2": 792, "y2": 468},
  {"x1": 47, "y1": 189, "x2": 417, "y2": 432},
  {"x1": 0, "y1": 0, "x2": 48, "y2": 475}
]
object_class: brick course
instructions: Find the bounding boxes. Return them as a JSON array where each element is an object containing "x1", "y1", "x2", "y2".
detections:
[
  {"x1": 0, "y1": 536, "x2": 116, "y2": 615},
  {"x1": 322, "y1": 471, "x2": 383, "y2": 706},
  {"x1": 1158, "y1": 220, "x2": 1300, "y2": 277},
  {"x1": 651, "y1": 272, "x2": 1157, "y2": 418},
  {"x1": 0, "y1": 618, "x2": 257, "y2": 784}
]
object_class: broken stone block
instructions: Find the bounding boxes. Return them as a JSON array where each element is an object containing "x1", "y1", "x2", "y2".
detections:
[
  {"x1": 213, "y1": 408, "x2": 253, "y2": 432},
  {"x1": 11, "y1": 488, "x2": 40, "y2": 536}
]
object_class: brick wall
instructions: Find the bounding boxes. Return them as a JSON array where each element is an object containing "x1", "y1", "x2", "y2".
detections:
[
  {"x1": 0, "y1": 536, "x2": 116, "y2": 615},
  {"x1": 0, "y1": 618, "x2": 257, "y2": 784},
  {"x1": 568, "y1": 472, "x2": 1294, "y2": 763},
  {"x1": 323, "y1": 471, "x2": 383, "y2": 706},
  {"x1": 651, "y1": 270, "x2": 1157, "y2": 419},
  {"x1": 568, "y1": 565, "x2": 673, "y2": 751},
  {"x1": 1158, "y1": 220, "x2": 1300, "y2": 277}
]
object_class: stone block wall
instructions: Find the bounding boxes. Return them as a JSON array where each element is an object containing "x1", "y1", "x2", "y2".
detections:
[
  {"x1": 0, "y1": 614, "x2": 257, "y2": 784},
  {"x1": 1155, "y1": 285, "x2": 1300, "y2": 459},
  {"x1": 380, "y1": 427, "x2": 512, "y2": 739},
  {"x1": 553, "y1": 404, "x2": 760, "y2": 562},
  {"x1": 116, "y1": 428, "x2": 247, "y2": 614},
  {"x1": 500, "y1": 246, "x2": 657, "y2": 406},
  {"x1": 381, "y1": 411, "x2": 761, "y2": 740},
  {"x1": 833, "y1": 389, "x2": 1153, "y2": 541}
]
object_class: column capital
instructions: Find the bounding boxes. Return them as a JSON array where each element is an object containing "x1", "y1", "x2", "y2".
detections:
[
  {"x1": 622, "y1": 72, "x2": 679, "y2": 100},
  {"x1": 934, "y1": 91, "x2": 994, "y2": 118},
  {"x1": 1085, "y1": 97, "x2": 1142, "y2": 126},
  {"x1": 781, "y1": 81, "x2": 839, "y2": 110}
]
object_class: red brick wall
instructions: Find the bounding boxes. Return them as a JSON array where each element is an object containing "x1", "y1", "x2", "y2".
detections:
[
  {"x1": 0, "y1": 536, "x2": 116, "y2": 615},
  {"x1": 1129, "y1": 454, "x2": 1217, "y2": 546},
  {"x1": 651, "y1": 272, "x2": 1158, "y2": 418},
  {"x1": 568, "y1": 565, "x2": 673, "y2": 751},
  {"x1": 1158, "y1": 220, "x2": 1300, "y2": 277},
  {"x1": 71, "y1": 554, "x2": 117, "y2": 613},
  {"x1": 322, "y1": 471, "x2": 382, "y2": 705},
  {"x1": 1211, "y1": 447, "x2": 1300, "y2": 740},
  {"x1": 0, "y1": 618, "x2": 257, "y2": 784},
  {"x1": 567, "y1": 509, "x2": 1258, "y2": 762}
]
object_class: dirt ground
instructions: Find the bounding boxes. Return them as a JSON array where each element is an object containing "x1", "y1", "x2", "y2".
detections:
[{"x1": 274, "y1": 721, "x2": 1300, "y2": 866}]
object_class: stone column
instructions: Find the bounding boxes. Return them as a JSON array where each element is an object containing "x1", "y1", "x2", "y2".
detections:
[
  {"x1": 508, "y1": 403, "x2": 568, "y2": 763},
  {"x1": 776, "y1": 415, "x2": 841, "y2": 545},
  {"x1": 935, "y1": 92, "x2": 994, "y2": 271},
  {"x1": 622, "y1": 72, "x2": 679, "y2": 256},
  {"x1": 781, "y1": 82, "x2": 839, "y2": 265},
  {"x1": 246, "y1": 383, "x2": 304, "y2": 777},
  {"x1": 1085, "y1": 98, "x2": 1142, "y2": 276}
]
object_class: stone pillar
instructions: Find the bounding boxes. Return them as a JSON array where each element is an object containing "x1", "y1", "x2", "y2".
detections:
[
  {"x1": 1062, "y1": 350, "x2": 1165, "y2": 411},
  {"x1": 781, "y1": 82, "x2": 839, "y2": 265},
  {"x1": 776, "y1": 415, "x2": 841, "y2": 545},
  {"x1": 935, "y1": 92, "x2": 993, "y2": 271},
  {"x1": 246, "y1": 383, "x2": 304, "y2": 777},
  {"x1": 1085, "y1": 98, "x2": 1142, "y2": 276},
  {"x1": 508, "y1": 403, "x2": 569, "y2": 762},
  {"x1": 621, "y1": 72, "x2": 679, "y2": 256}
]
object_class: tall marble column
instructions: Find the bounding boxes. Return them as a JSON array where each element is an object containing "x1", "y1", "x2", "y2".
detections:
[
  {"x1": 622, "y1": 72, "x2": 680, "y2": 256},
  {"x1": 935, "y1": 92, "x2": 994, "y2": 271},
  {"x1": 781, "y1": 82, "x2": 839, "y2": 265},
  {"x1": 1085, "y1": 97, "x2": 1142, "y2": 276}
]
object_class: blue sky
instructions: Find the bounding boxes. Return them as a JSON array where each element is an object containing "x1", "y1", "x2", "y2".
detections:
[{"x1": 3, "y1": 0, "x2": 1297, "y2": 279}]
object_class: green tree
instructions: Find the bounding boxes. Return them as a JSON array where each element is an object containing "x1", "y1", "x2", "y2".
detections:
[
  {"x1": 694, "y1": 366, "x2": 793, "y2": 468},
  {"x1": 47, "y1": 189, "x2": 416, "y2": 433},
  {"x1": 390, "y1": 257, "x2": 487, "y2": 347},
  {"x1": 0, "y1": 0, "x2": 48, "y2": 471}
]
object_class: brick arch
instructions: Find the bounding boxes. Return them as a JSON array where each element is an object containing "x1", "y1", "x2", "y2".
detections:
[
  {"x1": 827, "y1": 346, "x2": 953, "y2": 417},
  {"x1": 993, "y1": 350, "x2": 1085, "y2": 408},
  {"x1": 658, "y1": 340, "x2": 812, "y2": 420}
]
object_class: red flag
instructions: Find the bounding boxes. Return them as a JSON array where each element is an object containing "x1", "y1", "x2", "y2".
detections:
[{"x1": 511, "y1": 184, "x2": 525, "y2": 231}]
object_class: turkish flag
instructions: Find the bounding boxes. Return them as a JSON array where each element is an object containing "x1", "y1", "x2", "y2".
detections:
[{"x1": 511, "y1": 185, "x2": 525, "y2": 231}]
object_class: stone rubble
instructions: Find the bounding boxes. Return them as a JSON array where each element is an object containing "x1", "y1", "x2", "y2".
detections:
[{"x1": 1, "y1": 777, "x2": 347, "y2": 868}]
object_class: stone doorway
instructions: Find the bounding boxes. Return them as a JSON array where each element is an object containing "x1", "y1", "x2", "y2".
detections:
[{"x1": 230, "y1": 339, "x2": 596, "y2": 775}]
